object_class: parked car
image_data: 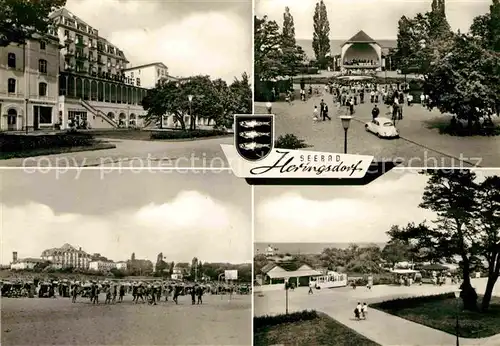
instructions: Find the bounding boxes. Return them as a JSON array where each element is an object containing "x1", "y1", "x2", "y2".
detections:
[{"x1": 365, "y1": 117, "x2": 399, "y2": 138}]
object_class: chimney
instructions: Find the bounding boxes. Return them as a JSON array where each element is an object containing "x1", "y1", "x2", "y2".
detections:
[
  {"x1": 13, "y1": 251, "x2": 18, "y2": 262},
  {"x1": 79, "y1": 247, "x2": 82, "y2": 251}
]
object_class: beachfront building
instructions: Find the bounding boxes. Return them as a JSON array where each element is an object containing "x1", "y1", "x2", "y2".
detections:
[
  {"x1": 0, "y1": 32, "x2": 61, "y2": 131},
  {"x1": 40, "y1": 243, "x2": 92, "y2": 269},
  {"x1": 49, "y1": 8, "x2": 149, "y2": 129},
  {"x1": 257, "y1": 263, "x2": 322, "y2": 287},
  {"x1": 88, "y1": 260, "x2": 116, "y2": 272},
  {"x1": 115, "y1": 261, "x2": 127, "y2": 271},
  {"x1": 340, "y1": 30, "x2": 383, "y2": 74}
]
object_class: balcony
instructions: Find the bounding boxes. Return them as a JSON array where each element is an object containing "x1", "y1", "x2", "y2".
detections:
[
  {"x1": 75, "y1": 53, "x2": 88, "y2": 61},
  {"x1": 65, "y1": 49, "x2": 75, "y2": 56},
  {"x1": 64, "y1": 64, "x2": 75, "y2": 71},
  {"x1": 97, "y1": 59, "x2": 105, "y2": 65},
  {"x1": 64, "y1": 35, "x2": 74, "y2": 43},
  {"x1": 75, "y1": 39, "x2": 86, "y2": 47}
]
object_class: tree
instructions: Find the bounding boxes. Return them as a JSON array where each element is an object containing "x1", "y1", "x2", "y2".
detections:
[
  {"x1": 389, "y1": 170, "x2": 480, "y2": 310},
  {"x1": 254, "y1": 16, "x2": 285, "y2": 81},
  {"x1": 169, "y1": 261, "x2": 175, "y2": 277},
  {"x1": 0, "y1": 0, "x2": 66, "y2": 47},
  {"x1": 423, "y1": 33, "x2": 500, "y2": 126},
  {"x1": 470, "y1": 0, "x2": 500, "y2": 52},
  {"x1": 429, "y1": 0, "x2": 451, "y2": 40},
  {"x1": 155, "y1": 252, "x2": 167, "y2": 274},
  {"x1": 476, "y1": 176, "x2": 500, "y2": 310},
  {"x1": 312, "y1": 1, "x2": 331, "y2": 69},
  {"x1": 281, "y1": 7, "x2": 306, "y2": 76},
  {"x1": 191, "y1": 257, "x2": 199, "y2": 281},
  {"x1": 141, "y1": 75, "x2": 250, "y2": 130},
  {"x1": 381, "y1": 236, "x2": 411, "y2": 268}
]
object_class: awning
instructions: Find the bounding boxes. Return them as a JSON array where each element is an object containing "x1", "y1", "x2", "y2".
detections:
[
  {"x1": 268, "y1": 269, "x2": 322, "y2": 279},
  {"x1": 390, "y1": 269, "x2": 419, "y2": 274}
]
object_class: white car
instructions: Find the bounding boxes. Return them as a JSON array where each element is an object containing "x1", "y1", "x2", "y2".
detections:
[{"x1": 365, "y1": 117, "x2": 399, "y2": 138}]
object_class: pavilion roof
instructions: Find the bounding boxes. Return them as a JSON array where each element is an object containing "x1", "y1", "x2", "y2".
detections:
[{"x1": 344, "y1": 30, "x2": 378, "y2": 45}]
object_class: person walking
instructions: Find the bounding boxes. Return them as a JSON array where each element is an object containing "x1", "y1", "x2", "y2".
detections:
[
  {"x1": 371, "y1": 104, "x2": 380, "y2": 120},
  {"x1": 308, "y1": 280, "x2": 314, "y2": 294},
  {"x1": 323, "y1": 105, "x2": 331, "y2": 121},
  {"x1": 313, "y1": 106, "x2": 319, "y2": 122},
  {"x1": 362, "y1": 303, "x2": 368, "y2": 319},
  {"x1": 320, "y1": 99, "x2": 326, "y2": 118}
]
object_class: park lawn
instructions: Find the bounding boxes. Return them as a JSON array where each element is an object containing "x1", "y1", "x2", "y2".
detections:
[
  {"x1": 89, "y1": 129, "x2": 152, "y2": 140},
  {"x1": 89, "y1": 129, "x2": 231, "y2": 141},
  {"x1": 254, "y1": 312, "x2": 379, "y2": 346},
  {"x1": 372, "y1": 294, "x2": 500, "y2": 338}
]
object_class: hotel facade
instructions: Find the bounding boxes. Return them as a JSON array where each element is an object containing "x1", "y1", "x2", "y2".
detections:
[{"x1": 0, "y1": 8, "x2": 153, "y2": 131}]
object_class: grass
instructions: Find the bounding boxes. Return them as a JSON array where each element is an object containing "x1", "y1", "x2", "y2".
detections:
[
  {"x1": 0, "y1": 142, "x2": 116, "y2": 160},
  {"x1": 371, "y1": 294, "x2": 500, "y2": 338},
  {"x1": 254, "y1": 311, "x2": 379, "y2": 346},
  {"x1": 88, "y1": 128, "x2": 231, "y2": 141}
]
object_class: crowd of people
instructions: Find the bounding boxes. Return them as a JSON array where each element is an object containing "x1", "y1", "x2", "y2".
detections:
[
  {"x1": 343, "y1": 59, "x2": 379, "y2": 67},
  {"x1": 0, "y1": 277, "x2": 251, "y2": 306}
]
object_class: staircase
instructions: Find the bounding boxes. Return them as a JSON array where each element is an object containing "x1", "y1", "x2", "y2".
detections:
[{"x1": 80, "y1": 99, "x2": 119, "y2": 128}]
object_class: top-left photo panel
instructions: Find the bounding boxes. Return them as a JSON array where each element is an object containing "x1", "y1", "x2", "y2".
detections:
[{"x1": 0, "y1": 0, "x2": 252, "y2": 169}]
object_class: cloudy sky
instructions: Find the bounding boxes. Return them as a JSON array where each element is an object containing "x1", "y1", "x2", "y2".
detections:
[
  {"x1": 0, "y1": 170, "x2": 251, "y2": 265},
  {"x1": 256, "y1": 0, "x2": 492, "y2": 39},
  {"x1": 65, "y1": 0, "x2": 252, "y2": 81},
  {"x1": 255, "y1": 169, "x2": 500, "y2": 244}
]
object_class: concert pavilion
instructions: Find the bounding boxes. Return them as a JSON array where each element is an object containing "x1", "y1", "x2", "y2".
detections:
[{"x1": 340, "y1": 30, "x2": 383, "y2": 73}]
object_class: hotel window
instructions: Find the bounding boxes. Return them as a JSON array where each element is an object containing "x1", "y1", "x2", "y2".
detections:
[
  {"x1": 136, "y1": 78, "x2": 141, "y2": 86},
  {"x1": 39, "y1": 82, "x2": 47, "y2": 96},
  {"x1": 7, "y1": 53, "x2": 16, "y2": 68},
  {"x1": 7, "y1": 78, "x2": 16, "y2": 93},
  {"x1": 131, "y1": 72, "x2": 134, "y2": 78},
  {"x1": 39, "y1": 59, "x2": 48, "y2": 74},
  {"x1": 40, "y1": 41, "x2": 46, "y2": 50}
]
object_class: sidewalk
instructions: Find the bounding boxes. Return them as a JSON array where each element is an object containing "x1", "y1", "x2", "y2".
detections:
[{"x1": 254, "y1": 280, "x2": 500, "y2": 346}]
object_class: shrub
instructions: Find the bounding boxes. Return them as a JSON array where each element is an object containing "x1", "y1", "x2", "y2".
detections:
[
  {"x1": 254, "y1": 310, "x2": 318, "y2": 329},
  {"x1": 0, "y1": 133, "x2": 95, "y2": 153},
  {"x1": 150, "y1": 129, "x2": 228, "y2": 140},
  {"x1": 275, "y1": 134, "x2": 309, "y2": 150},
  {"x1": 371, "y1": 293, "x2": 455, "y2": 310}
]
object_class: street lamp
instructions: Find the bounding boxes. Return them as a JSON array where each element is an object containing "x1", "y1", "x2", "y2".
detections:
[
  {"x1": 339, "y1": 115, "x2": 353, "y2": 154},
  {"x1": 454, "y1": 289, "x2": 461, "y2": 346},
  {"x1": 188, "y1": 94, "x2": 194, "y2": 129}
]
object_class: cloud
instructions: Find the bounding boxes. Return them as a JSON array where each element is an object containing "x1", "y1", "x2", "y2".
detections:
[
  {"x1": 255, "y1": 171, "x2": 435, "y2": 243},
  {"x1": 65, "y1": 0, "x2": 251, "y2": 81},
  {"x1": 1, "y1": 191, "x2": 251, "y2": 265}
]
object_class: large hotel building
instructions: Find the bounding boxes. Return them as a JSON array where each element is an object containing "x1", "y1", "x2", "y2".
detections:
[{"x1": 0, "y1": 8, "x2": 171, "y2": 131}]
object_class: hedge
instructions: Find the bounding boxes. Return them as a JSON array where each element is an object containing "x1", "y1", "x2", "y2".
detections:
[
  {"x1": 371, "y1": 293, "x2": 455, "y2": 310},
  {"x1": 150, "y1": 129, "x2": 228, "y2": 140},
  {"x1": 0, "y1": 133, "x2": 95, "y2": 153},
  {"x1": 254, "y1": 310, "x2": 318, "y2": 330}
]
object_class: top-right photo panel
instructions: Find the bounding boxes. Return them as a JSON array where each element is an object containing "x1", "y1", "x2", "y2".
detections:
[{"x1": 254, "y1": 0, "x2": 499, "y2": 168}]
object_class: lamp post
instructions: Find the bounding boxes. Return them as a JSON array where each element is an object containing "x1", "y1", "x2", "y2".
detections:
[
  {"x1": 187, "y1": 94, "x2": 194, "y2": 130},
  {"x1": 339, "y1": 115, "x2": 353, "y2": 154},
  {"x1": 454, "y1": 289, "x2": 461, "y2": 346}
]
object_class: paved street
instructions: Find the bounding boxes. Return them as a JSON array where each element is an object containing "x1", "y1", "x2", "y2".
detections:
[
  {"x1": 254, "y1": 278, "x2": 500, "y2": 346},
  {"x1": 2, "y1": 294, "x2": 251, "y2": 345},
  {"x1": 0, "y1": 137, "x2": 231, "y2": 168},
  {"x1": 255, "y1": 91, "x2": 500, "y2": 167}
]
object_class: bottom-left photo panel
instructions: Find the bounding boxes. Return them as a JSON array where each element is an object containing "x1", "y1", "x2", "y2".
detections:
[{"x1": 0, "y1": 169, "x2": 252, "y2": 346}]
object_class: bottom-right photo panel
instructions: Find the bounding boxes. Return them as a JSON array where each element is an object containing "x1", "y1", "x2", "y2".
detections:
[{"x1": 253, "y1": 169, "x2": 500, "y2": 346}]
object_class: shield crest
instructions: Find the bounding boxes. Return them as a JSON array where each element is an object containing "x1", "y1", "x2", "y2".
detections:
[{"x1": 234, "y1": 114, "x2": 274, "y2": 161}]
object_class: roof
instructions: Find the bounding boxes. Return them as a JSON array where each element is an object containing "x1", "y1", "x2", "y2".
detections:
[
  {"x1": 344, "y1": 30, "x2": 378, "y2": 45},
  {"x1": 123, "y1": 62, "x2": 167, "y2": 71},
  {"x1": 50, "y1": 8, "x2": 94, "y2": 31},
  {"x1": 261, "y1": 263, "x2": 277, "y2": 274},
  {"x1": 268, "y1": 268, "x2": 322, "y2": 279},
  {"x1": 14, "y1": 258, "x2": 45, "y2": 263}
]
